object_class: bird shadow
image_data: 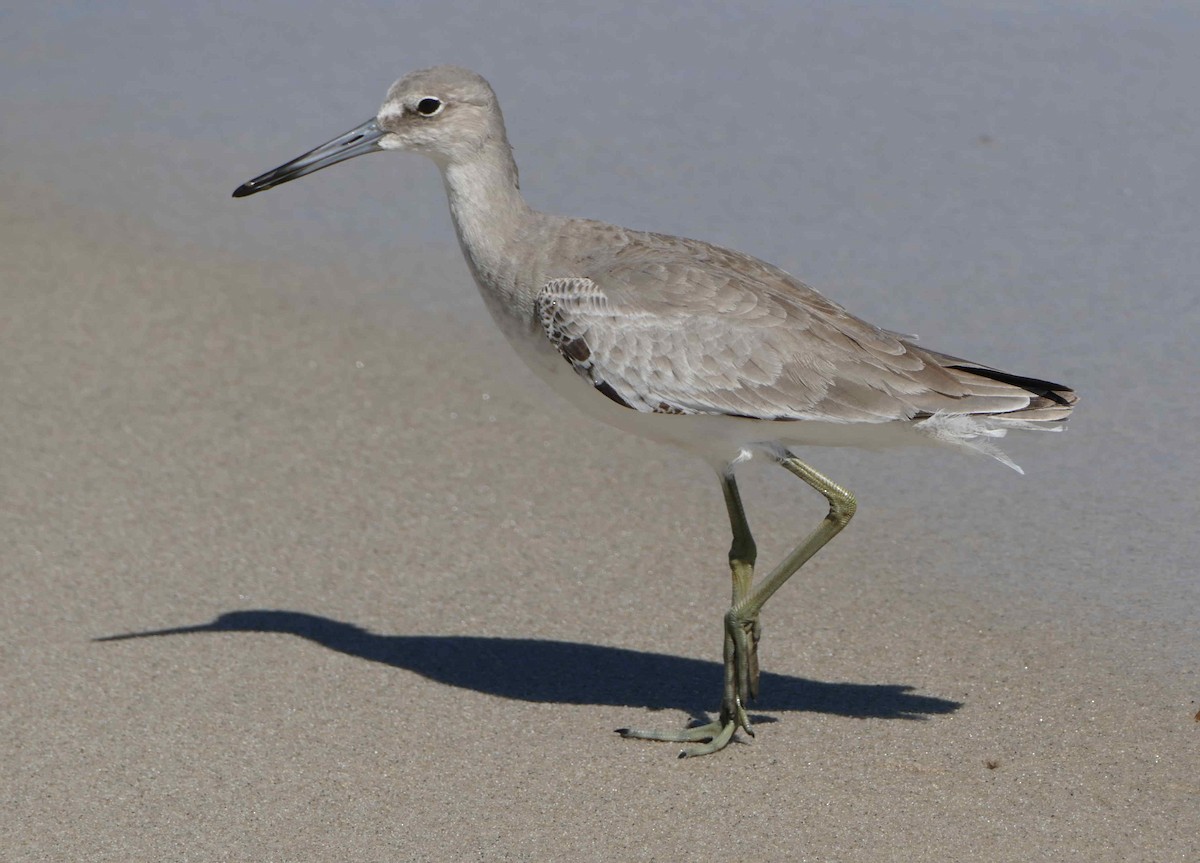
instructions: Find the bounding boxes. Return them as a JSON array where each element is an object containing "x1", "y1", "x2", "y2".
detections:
[{"x1": 95, "y1": 609, "x2": 961, "y2": 723}]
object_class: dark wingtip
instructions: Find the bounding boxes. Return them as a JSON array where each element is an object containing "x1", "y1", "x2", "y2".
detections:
[
  {"x1": 232, "y1": 183, "x2": 257, "y2": 198},
  {"x1": 947, "y1": 364, "x2": 1078, "y2": 407}
]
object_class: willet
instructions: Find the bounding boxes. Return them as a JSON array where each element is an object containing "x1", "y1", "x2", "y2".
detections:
[{"x1": 234, "y1": 66, "x2": 1077, "y2": 757}]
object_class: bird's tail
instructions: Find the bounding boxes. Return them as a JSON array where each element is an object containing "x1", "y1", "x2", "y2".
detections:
[{"x1": 913, "y1": 352, "x2": 1078, "y2": 473}]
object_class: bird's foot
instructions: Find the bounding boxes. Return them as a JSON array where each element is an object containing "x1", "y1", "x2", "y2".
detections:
[
  {"x1": 617, "y1": 697, "x2": 752, "y2": 758},
  {"x1": 617, "y1": 610, "x2": 762, "y2": 757}
]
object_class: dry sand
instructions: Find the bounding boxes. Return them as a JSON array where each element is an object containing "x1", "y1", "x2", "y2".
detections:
[{"x1": 2, "y1": 185, "x2": 1195, "y2": 861}]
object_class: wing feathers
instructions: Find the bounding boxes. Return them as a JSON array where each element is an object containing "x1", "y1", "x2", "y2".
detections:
[{"x1": 534, "y1": 239, "x2": 1076, "y2": 426}]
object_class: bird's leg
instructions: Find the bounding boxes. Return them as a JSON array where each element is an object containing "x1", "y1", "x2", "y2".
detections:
[
  {"x1": 618, "y1": 452, "x2": 856, "y2": 757},
  {"x1": 616, "y1": 470, "x2": 757, "y2": 753},
  {"x1": 719, "y1": 470, "x2": 760, "y2": 726},
  {"x1": 722, "y1": 454, "x2": 856, "y2": 732},
  {"x1": 693, "y1": 455, "x2": 855, "y2": 756}
]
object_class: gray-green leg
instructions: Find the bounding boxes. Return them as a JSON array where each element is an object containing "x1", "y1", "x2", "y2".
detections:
[
  {"x1": 721, "y1": 470, "x2": 760, "y2": 701},
  {"x1": 618, "y1": 452, "x2": 856, "y2": 757},
  {"x1": 618, "y1": 472, "x2": 760, "y2": 754}
]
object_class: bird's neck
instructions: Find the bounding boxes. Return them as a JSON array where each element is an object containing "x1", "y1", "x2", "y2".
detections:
[{"x1": 441, "y1": 143, "x2": 535, "y2": 309}]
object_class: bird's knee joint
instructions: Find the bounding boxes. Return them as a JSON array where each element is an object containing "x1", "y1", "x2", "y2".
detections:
[{"x1": 830, "y1": 491, "x2": 857, "y2": 525}]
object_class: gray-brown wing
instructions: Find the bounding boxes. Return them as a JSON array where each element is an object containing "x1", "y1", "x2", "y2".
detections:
[{"x1": 535, "y1": 238, "x2": 1059, "y2": 423}]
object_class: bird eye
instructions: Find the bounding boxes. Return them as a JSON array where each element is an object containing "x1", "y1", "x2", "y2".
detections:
[{"x1": 415, "y1": 97, "x2": 443, "y2": 116}]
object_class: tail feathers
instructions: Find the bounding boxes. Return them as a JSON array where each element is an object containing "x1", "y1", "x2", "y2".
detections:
[
  {"x1": 912, "y1": 358, "x2": 1078, "y2": 472},
  {"x1": 947, "y1": 363, "x2": 1078, "y2": 420},
  {"x1": 915, "y1": 346, "x2": 1078, "y2": 423},
  {"x1": 915, "y1": 410, "x2": 1065, "y2": 474}
]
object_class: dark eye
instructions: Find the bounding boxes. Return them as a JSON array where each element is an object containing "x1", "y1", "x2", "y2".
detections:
[{"x1": 415, "y1": 97, "x2": 443, "y2": 116}]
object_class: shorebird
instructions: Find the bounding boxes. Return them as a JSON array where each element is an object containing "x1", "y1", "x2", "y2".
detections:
[{"x1": 234, "y1": 66, "x2": 1077, "y2": 757}]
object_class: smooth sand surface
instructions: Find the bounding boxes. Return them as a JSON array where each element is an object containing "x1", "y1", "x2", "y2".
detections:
[
  {"x1": 2, "y1": 192, "x2": 1195, "y2": 861},
  {"x1": 3, "y1": 3, "x2": 1199, "y2": 860}
]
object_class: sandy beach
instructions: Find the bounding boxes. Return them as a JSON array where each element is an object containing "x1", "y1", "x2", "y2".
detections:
[{"x1": 3, "y1": 3, "x2": 1197, "y2": 860}]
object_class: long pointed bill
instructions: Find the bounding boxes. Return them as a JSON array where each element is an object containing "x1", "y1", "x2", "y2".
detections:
[
  {"x1": 232, "y1": 117, "x2": 385, "y2": 198},
  {"x1": 93, "y1": 622, "x2": 217, "y2": 641}
]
